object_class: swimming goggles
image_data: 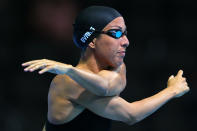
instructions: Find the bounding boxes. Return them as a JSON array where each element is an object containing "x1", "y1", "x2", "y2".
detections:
[{"x1": 98, "y1": 29, "x2": 127, "y2": 39}]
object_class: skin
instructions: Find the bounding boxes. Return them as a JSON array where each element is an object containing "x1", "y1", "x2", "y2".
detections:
[
  {"x1": 22, "y1": 17, "x2": 190, "y2": 129},
  {"x1": 89, "y1": 16, "x2": 129, "y2": 69}
]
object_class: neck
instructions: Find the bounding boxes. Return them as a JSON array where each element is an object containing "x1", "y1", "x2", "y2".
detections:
[{"x1": 76, "y1": 48, "x2": 108, "y2": 73}]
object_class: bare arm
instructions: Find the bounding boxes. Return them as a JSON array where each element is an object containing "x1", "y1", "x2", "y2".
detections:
[
  {"x1": 71, "y1": 70, "x2": 189, "y2": 125},
  {"x1": 73, "y1": 90, "x2": 174, "y2": 125},
  {"x1": 66, "y1": 63, "x2": 126, "y2": 96},
  {"x1": 22, "y1": 59, "x2": 126, "y2": 96}
]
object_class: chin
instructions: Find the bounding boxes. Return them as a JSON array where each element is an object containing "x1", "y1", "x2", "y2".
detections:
[{"x1": 110, "y1": 59, "x2": 123, "y2": 68}]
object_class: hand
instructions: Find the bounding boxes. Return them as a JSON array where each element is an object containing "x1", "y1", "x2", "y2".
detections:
[
  {"x1": 22, "y1": 59, "x2": 73, "y2": 74},
  {"x1": 167, "y1": 70, "x2": 190, "y2": 98}
]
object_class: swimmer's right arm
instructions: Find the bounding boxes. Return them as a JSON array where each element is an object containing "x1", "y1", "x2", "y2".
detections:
[
  {"x1": 22, "y1": 59, "x2": 126, "y2": 96},
  {"x1": 73, "y1": 70, "x2": 189, "y2": 125},
  {"x1": 65, "y1": 63, "x2": 126, "y2": 96}
]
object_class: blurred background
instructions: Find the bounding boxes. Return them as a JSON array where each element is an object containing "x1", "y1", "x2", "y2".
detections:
[{"x1": 1, "y1": 0, "x2": 196, "y2": 131}]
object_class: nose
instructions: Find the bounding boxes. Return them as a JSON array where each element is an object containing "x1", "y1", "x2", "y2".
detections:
[{"x1": 120, "y1": 35, "x2": 129, "y2": 48}]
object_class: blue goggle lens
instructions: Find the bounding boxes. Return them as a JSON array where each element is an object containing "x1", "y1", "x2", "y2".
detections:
[{"x1": 115, "y1": 31, "x2": 122, "y2": 38}]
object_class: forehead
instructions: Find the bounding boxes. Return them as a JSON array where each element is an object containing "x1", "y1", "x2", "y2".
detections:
[{"x1": 103, "y1": 17, "x2": 126, "y2": 31}]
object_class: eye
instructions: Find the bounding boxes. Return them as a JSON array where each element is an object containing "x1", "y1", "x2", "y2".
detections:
[{"x1": 115, "y1": 31, "x2": 122, "y2": 38}]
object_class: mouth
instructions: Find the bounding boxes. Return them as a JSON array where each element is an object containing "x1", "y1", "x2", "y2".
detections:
[{"x1": 117, "y1": 51, "x2": 126, "y2": 57}]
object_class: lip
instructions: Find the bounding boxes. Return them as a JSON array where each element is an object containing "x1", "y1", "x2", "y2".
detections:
[{"x1": 118, "y1": 51, "x2": 126, "y2": 57}]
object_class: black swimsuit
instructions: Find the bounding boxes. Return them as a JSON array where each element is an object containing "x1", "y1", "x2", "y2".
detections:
[{"x1": 46, "y1": 109, "x2": 111, "y2": 131}]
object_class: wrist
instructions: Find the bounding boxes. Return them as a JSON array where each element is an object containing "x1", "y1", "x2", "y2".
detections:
[
  {"x1": 164, "y1": 86, "x2": 177, "y2": 99},
  {"x1": 65, "y1": 65, "x2": 74, "y2": 74}
]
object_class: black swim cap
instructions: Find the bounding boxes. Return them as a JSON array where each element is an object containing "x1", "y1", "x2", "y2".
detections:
[{"x1": 73, "y1": 6, "x2": 122, "y2": 50}]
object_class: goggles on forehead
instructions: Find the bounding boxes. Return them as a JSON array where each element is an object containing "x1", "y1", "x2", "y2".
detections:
[{"x1": 97, "y1": 29, "x2": 127, "y2": 39}]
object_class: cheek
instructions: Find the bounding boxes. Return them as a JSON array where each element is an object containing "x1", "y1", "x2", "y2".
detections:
[
  {"x1": 104, "y1": 44, "x2": 121, "y2": 66},
  {"x1": 100, "y1": 43, "x2": 117, "y2": 59},
  {"x1": 98, "y1": 38, "x2": 118, "y2": 54},
  {"x1": 95, "y1": 36, "x2": 120, "y2": 63}
]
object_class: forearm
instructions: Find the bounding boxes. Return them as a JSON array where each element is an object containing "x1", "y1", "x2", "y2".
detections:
[
  {"x1": 66, "y1": 67, "x2": 110, "y2": 96},
  {"x1": 129, "y1": 87, "x2": 175, "y2": 122}
]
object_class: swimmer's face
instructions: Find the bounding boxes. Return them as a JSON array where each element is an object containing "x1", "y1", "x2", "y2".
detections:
[{"x1": 92, "y1": 17, "x2": 129, "y2": 68}]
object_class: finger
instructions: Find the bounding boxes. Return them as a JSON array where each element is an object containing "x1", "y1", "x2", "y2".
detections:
[
  {"x1": 177, "y1": 70, "x2": 183, "y2": 77},
  {"x1": 24, "y1": 63, "x2": 40, "y2": 71},
  {"x1": 185, "y1": 86, "x2": 190, "y2": 92},
  {"x1": 186, "y1": 86, "x2": 190, "y2": 91},
  {"x1": 22, "y1": 59, "x2": 49, "y2": 66},
  {"x1": 24, "y1": 61, "x2": 52, "y2": 71},
  {"x1": 29, "y1": 63, "x2": 48, "y2": 72},
  {"x1": 39, "y1": 65, "x2": 54, "y2": 74},
  {"x1": 22, "y1": 60, "x2": 42, "y2": 66},
  {"x1": 184, "y1": 82, "x2": 188, "y2": 86},
  {"x1": 169, "y1": 75, "x2": 174, "y2": 80}
]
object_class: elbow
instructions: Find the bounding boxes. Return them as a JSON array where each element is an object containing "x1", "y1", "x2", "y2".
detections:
[
  {"x1": 48, "y1": 112, "x2": 68, "y2": 125},
  {"x1": 48, "y1": 115, "x2": 63, "y2": 125},
  {"x1": 126, "y1": 121, "x2": 137, "y2": 126},
  {"x1": 95, "y1": 81, "x2": 110, "y2": 96},
  {"x1": 124, "y1": 115, "x2": 140, "y2": 125},
  {"x1": 94, "y1": 88, "x2": 109, "y2": 96}
]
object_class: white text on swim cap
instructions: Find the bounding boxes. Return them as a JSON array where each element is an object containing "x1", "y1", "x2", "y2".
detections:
[{"x1": 80, "y1": 26, "x2": 95, "y2": 43}]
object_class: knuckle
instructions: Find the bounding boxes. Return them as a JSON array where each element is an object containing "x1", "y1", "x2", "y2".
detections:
[{"x1": 42, "y1": 59, "x2": 46, "y2": 61}]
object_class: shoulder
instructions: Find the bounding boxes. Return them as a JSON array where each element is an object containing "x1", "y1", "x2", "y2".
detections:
[
  {"x1": 49, "y1": 74, "x2": 70, "y2": 92},
  {"x1": 49, "y1": 74, "x2": 85, "y2": 100},
  {"x1": 50, "y1": 74, "x2": 79, "y2": 88},
  {"x1": 48, "y1": 75, "x2": 69, "y2": 99},
  {"x1": 50, "y1": 74, "x2": 68, "y2": 86}
]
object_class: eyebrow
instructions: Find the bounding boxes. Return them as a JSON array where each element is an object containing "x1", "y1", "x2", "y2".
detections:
[{"x1": 108, "y1": 26, "x2": 127, "y2": 31}]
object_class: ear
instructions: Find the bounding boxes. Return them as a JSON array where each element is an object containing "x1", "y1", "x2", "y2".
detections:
[{"x1": 88, "y1": 38, "x2": 96, "y2": 49}]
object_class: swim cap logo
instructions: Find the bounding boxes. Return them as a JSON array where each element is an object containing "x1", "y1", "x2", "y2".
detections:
[{"x1": 80, "y1": 26, "x2": 95, "y2": 43}]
